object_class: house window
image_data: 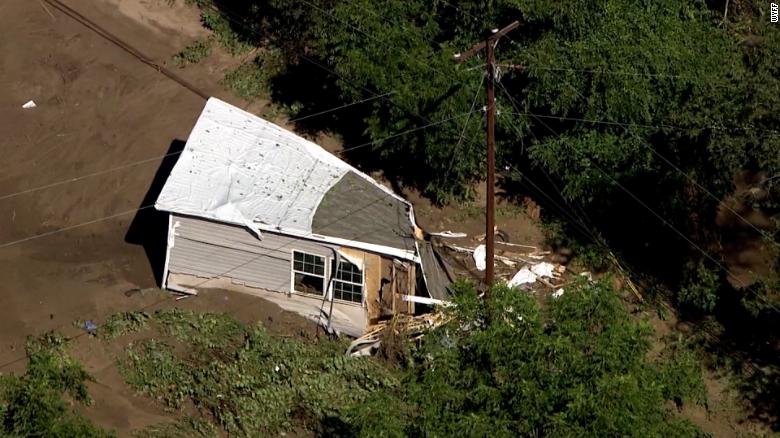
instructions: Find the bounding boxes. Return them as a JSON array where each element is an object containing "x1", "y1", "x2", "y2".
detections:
[
  {"x1": 332, "y1": 259, "x2": 363, "y2": 303},
  {"x1": 292, "y1": 251, "x2": 326, "y2": 296}
]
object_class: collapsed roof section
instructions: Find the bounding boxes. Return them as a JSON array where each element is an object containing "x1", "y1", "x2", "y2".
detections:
[{"x1": 155, "y1": 97, "x2": 418, "y2": 260}]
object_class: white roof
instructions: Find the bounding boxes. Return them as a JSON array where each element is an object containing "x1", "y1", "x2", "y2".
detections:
[{"x1": 156, "y1": 98, "x2": 415, "y2": 257}]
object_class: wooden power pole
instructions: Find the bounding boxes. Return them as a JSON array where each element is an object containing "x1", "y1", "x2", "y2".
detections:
[{"x1": 455, "y1": 21, "x2": 519, "y2": 288}]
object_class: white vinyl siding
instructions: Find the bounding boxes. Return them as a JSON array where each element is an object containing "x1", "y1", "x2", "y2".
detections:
[{"x1": 168, "y1": 214, "x2": 334, "y2": 293}]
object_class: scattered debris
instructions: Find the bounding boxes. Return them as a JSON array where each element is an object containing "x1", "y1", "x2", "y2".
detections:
[
  {"x1": 429, "y1": 231, "x2": 468, "y2": 238},
  {"x1": 473, "y1": 244, "x2": 486, "y2": 271},
  {"x1": 552, "y1": 288, "x2": 565, "y2": 299},
  {"x1": 401, "y1": 294, "x2": 452, "y2": 307},
  {"x1": 530, "y1": 262, "x2": 555, "y2": 278},
  {"x1": 508, "y1": 267, "x2": 536, "y2": 286},
  {"x1": 81, "y1": 320, "x2": 97, "y2": 334},
  {"x1": 347, "y1": 313, "x2": 448, "y2": 356},
  {"x1": 22, "y1": 100, "x2": 37, "y2": 109}
]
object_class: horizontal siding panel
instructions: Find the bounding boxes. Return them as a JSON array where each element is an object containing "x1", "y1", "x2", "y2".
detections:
[
  {"x1": 169, "y1": 214, "x2": 339, "y2": 294},
  {"x1": 173, "y1": 215, "x2": 335, "y2": 256},
  {"x1": 170, "y1": 237, "x2": 292, "y2": 292}
]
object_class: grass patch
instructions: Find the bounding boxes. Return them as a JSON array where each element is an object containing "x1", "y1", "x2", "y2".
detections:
[
  {"x1": 118, "y1": 309, "x2": 398, "y2": 436},
  {"x1": 101, "y1": 311, "x2": 151, "y2": 339},
  {"x1": 133, "y1": 417, "x2": 217, "y2": 438},
  {"x1": 171, "y1": 38, "x2": 212, "y2": 67}
]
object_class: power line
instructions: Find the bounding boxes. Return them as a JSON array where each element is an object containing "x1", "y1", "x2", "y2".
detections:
[
  {"x1": 44, "y1": 0, "x2": 209, "y2": 99},
  {"x1": 506, "y1": 111, "x2": 780, "y2": 137},
  {"x1": 496, "y1": 71, "x2": 779, "y2": 249},
  {"x1": 443, "y1": 75, "x2": 485, "y2": 185},
  {"x1": 507, "y1": 88, "x2": 780, "y2": 315},
  {"x1": 0, "y1": 92, "x2": 455, "y2": 203},
  {"x1": 0, "y1": 109, "x2": 479, "y2": 249},
  {"x1": 0, "y1": 187, "x2": 405, "y2": 371}
]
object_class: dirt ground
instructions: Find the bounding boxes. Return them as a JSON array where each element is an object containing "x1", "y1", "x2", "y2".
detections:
[
  {"x1": 0, "y1": 0, "x2": 771, "y2": 437},
  {"x1": 0, "y1": 0, "x2": 253, "y2": 433}
]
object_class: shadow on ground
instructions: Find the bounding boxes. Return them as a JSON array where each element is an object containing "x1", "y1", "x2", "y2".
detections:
[{"x1": 125, "y1": 139, "x2": 185, "y2": 287}]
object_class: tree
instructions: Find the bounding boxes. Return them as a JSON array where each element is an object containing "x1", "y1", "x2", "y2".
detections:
[{"x1": 344, "y1": 280, "x2": 707, "y2": 437}]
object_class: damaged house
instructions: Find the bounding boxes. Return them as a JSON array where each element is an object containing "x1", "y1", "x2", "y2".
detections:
[{"x1": 155, "y1": 98, "x2": 448, "y2": 336}]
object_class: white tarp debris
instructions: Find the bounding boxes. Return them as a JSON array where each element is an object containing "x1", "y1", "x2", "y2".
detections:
[
  {"x1": 155, "y1": 97, "x2": 412, "y2": 239},
  {"x1": 552, "y1": 288, "x2": 565, "y2": 299},
  {"x1": 508, "y1": 262, "x2": 559, "y2": 287},
  {"x1": 22, "y1": 100, "x2": 36, "y2": 109},
  {"x1": 530, "y1": 262, "x2": 555, "y2": 278},
  {"x1": 401, "y1": 294, "x2": 453, "y2": 307},
  {"x1": 508, "y1": 267, "x2": 536, "y2": 286},
  {"x1": 473, "y1": 244, "x2": 486, "y2": 271},
  {"x1": 429, "y1": 231, "x2": 468, "y2": 238}
]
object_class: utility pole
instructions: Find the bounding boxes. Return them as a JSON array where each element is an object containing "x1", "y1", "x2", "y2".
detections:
[{"x1": 455, "y1": 21, "x2": 519, "y2": 289}]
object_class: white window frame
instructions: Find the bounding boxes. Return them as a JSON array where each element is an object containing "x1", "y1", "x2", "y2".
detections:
[
  {"x1": 290, "y1": 250, "x2": 327, "y2": 296},
  {"x1": 330, "y1": 258, "x2": 365, "y2": 305}
]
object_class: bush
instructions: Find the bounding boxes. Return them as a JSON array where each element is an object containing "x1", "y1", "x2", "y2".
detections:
[
  {"x1": 679, "y1": 260, "x2": 721, "y2": 313},
  {"x1": 119, "y1": 309, "x2": 398, "y2": 436},
  {"x1": 171, "y1": 38, "x2": 212, "y2": 67},
  {"x1": 345, "y1": 280, "x2": 707, "y2": 437},
  {"x1": 0, "y1": 333, "x2": 112, "y2": 437},
  {"x1": 221, "y1": 50, "x2": 285, "y2": 100}
]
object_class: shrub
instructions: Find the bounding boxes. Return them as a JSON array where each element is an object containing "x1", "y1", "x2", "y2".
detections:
[
  {"x1": 221, "y1": 50, "x2": 285, "y2": 100},
  {"x1": 345, "y1": 280, "x2": 707, "y2": 437},
  {"x1": 119, "y1": 309, "x2": 398, "y2": 436},
  {"x1": 0, "y1": 333, "x2": 112, "y2": 437},
  {"x1": 679, "y1": 260, "x2": 721, "y2": 313},
  {"x1": 171, "y1": 38, "x2": 212, "y2": 67}
]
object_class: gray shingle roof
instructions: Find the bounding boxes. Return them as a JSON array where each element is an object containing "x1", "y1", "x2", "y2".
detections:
[{"x1": 312, "y1": 171, "x2": 416, "y2": 252}]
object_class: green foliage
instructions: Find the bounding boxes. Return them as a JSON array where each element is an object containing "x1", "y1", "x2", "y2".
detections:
[
  {"x1": 345, "y1": 280, "x2": 707, "y2": 437},
  {"x1": 221, "y1": 50, "x2": 285, "y2": 100},
  {"x1": 190, "y1": 0, "x2": 780, "y2": 308},
  {"x1": 199, "y1": 7, "x2": 253, "y2": 55},
  {"x1": 133, "y1": 417, "x2": 217, "y2": 438},
  {"x1": 679, "y1": 260, "x2": 721, "y2": 313},
  {"x1": 119, "y1": 309, "x2": 398, "y2": 436},
  {"x1": 0, "y1": 333, "x2": 113, "y2": 437},
  {"x1": 171, "y1": 38, "x2": 212, "y2": 67},
  {"x1": 100, "y1": 311, "x2": 151, "y2": 339}
]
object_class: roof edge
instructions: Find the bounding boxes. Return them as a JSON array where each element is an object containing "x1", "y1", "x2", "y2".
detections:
[{"x1": 159, "y1": 206, "x2": 419, "y2": 262}]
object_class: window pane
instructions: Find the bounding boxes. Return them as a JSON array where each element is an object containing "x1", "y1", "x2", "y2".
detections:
[
  {"x1": 294, "y1": 273, "x2": 324, "y2": 295},
  {"x1": 294, "y1": 251, "x2": 325, "y2": 276},
  {"x1": 333, "y1": 280, "x2": 362, "y2": 303}
]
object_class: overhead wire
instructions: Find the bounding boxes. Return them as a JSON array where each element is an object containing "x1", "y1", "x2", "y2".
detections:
[
  {"x1": 0, "y1": 107, "x2": 479, "y2": 248},
  {"x1": 498, "y1": 33, "x2": 779, "y2": 249},
  {"x1": 0, "y1": 186, "x2": 407, "y2": 371},
  {"x1": 496, "y1": 63, "x2": 780, "y2": 315}
]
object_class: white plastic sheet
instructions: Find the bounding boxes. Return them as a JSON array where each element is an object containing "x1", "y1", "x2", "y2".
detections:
[
  {"x1": 508, "y1": 267, "x2": 536, "y2": 286},
  {"x1": 155, "y1": 98, "x2": 410, "y2": 237},
  {"x1": 473, "y1": 244, "x2": 486, "y2": 271}
]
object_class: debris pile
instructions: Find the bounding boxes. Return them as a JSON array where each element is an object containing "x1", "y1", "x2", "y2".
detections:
[{"x1": 347, "y1": 312, "x2": 448, "y2": 357}]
